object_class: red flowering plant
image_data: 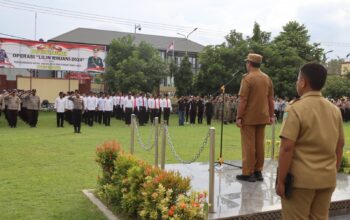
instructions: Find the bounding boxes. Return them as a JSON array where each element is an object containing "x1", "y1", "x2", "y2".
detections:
[{"x1": 96, "y1": 141, "x2": 122, "y2": 184}]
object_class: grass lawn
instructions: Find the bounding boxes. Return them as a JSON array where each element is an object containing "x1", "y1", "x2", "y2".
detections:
[{"x1": 0, "y1": 111, "x2": 349, "y2": 220}]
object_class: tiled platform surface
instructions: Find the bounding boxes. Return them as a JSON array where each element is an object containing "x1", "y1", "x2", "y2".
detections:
[{"x1": 165, "y1": 160, "x2": 350, "y2": 220}]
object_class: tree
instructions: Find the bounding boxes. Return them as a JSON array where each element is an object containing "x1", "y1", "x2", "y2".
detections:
[
  {"x1": 194, "y1": 30, "x2": 249, "y2": 96},
  {"x1": 323, "y1": 75, "x2": 350, "y2": 98},
  {"x1": 104, "y1": 36, "x2": 167, "y2": 93},
  {"x1": 174, "y1": 55, "x2": 193, "y2": 96},
  {"x1": 326, "y1": 58, "x2": 344, "y2": 75},
  {"x1": 263, "y1": 21, "x2": 324, "y2": 97}
]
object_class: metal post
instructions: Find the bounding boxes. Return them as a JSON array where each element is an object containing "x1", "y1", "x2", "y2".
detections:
[
  {"x1": 209, "y1": 127, "x2": 215, "y2": 213},
  {"x1": 154, "y1": 117, "x2": 159, "y2": 167},
  {"x1": 271, "y1": 120, "x2": 276, "y2": 160},
  {"x1": 130, "y1": 114, "x2": 135, "y2": 155},
  {"x1": 161, "y1": 120, "x2": 166, "y2": 170}
]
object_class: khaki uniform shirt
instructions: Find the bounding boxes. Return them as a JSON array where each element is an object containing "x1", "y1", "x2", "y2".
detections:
[
  {"x1": 238, "y1": 71, "x2": 274, "y2": 125},
  {"x1": 280, "y1": 91, "x2": 344, "y2": 189},
  {"x1": 27, "y1": 95, "x2": 40, "y2": 110},
  {"x1": 6, "y1": 95, "x2": 21, "y2": 111},
  {"x1": 69, "y1": 97, "x2": 84, "y2": 110}
]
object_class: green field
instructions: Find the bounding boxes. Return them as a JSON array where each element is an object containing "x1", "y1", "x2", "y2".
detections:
[{"x1": 0, "y1": 112, "x2": 349, "y2": 220}]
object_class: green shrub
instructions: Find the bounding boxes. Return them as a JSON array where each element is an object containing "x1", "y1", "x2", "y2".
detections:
[{"x1": 96, "y1": 141, "x2": 208, "y2": 220}]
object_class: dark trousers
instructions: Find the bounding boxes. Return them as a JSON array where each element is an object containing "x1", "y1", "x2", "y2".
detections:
[
  {"x1": 20, "y1": 107, "x2": 27, "y2": 122},
  {"x1": 27, "y1": 109, "x2": 39, "y2": 127},
  {"x1": 94, "y1": 110, "x2": 98, "y2": 122},
  {"x1": 115, "y1": 105, "x2": 121, "y2": 119},
  {"x1": 145, "y1": 110, "x2": 149, "y2": 124},
  {"x1": 190, "y1": 111, "x2": 196, "y2": 124},
  {"x1": 178, "y1": 110, "x2": 185, "y2": 125},
  {"x1": 56, "y1": 112, "x2": 64, "y2": 127},
  {"x1": 206, "y1": 113, "x2": 212, "y2": 125},
  {"x1": 139, "y1": 107, "x2": 146, "y2": 125},
  {"x1": 125, "y1": 108, "x2": 132, "y2": 125},
  {"x1": 87, "y1": 110, "x2": 95, "y2": 126},
  {"x1": 185, "y1": 109, "x2": 189, "y2": 122},
  {"x1": 158, "y1": 109, "x2": 162, "y2": 123},
  {"x1": 73, "y1": 109, "x2": 82, "y2": 132},
  {"x1": 97, "y1": 111, "x2": 103, "y2": 124},
  {"x1": 163, "y1": 108, "x2": 170, "y2": 125},
  {"x1": 65, "y1": 110, "x2": 73, "y2": 124},
  {"x1": 104, "y1": 111, "x2": 111, "y2": 126},
  {"x1": 7, "y1": 109, "x2": 18, "y2": 127},
  {"x1": 150, "y1": 109, "x2": 158, "y2": 123},
  {"x1": 198, "y1": 110, "x2": 203, "y2": 124}
]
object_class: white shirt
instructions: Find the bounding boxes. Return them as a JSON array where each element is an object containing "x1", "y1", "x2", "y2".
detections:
[
  {"x1": 124, "y1": 97, "x2": 134, "y2": 110},
  {"x1": 148, "y1": 98, "x2": 155, "y2": 109},
  {"x1": 120, "y1": 96, "x2": 125, "y2": 107},
  {"x1": 161, "y1": 98, "x2": 172, "y2": 111},
  {"x1": 104, "y1": 97, "x2": 114, "y2": 111},
  {"x1": 86, "y1": 96, "x2": 97, "y2": 111},
  {"x1": 113, "y1": 96, "x2": 121, "y2": 106},
  {"x1": 154, "y1": 98, "x2": 160, "y2": 109},
  {"x1": 137, "y1": 97, "x2": 148, "y2": 110},
  {"x1": 97, "y1": 98, "x2": 105, "y2": 111},
  {"x1": 55, "y1": 97, "x2": 66, "y2": 113},
  {"x1": 65, "y1": 96, "x2": 74, "y2": 110}
]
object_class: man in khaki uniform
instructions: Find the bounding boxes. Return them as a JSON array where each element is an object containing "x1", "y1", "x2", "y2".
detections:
[
  {"x1": 276, "y1": 62, "x2": 344, "y2": 219},
  {"x1": 5, "y1": 90, "x2": 21, "y2": 128},
  {"x1": 236, "y1": 53, "x2": 274, "y2": 182},
  {"x1": 26, "y1": 89, "x2": 40, "y2": 127}
]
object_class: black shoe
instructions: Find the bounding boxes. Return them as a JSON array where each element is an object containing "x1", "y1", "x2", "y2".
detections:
[
  {"x1": 254, "y1": 171, "x2": 264, "y2": 181},
  {"x1": 236, "y1": 174, "x2": 256, "y2": 182}
]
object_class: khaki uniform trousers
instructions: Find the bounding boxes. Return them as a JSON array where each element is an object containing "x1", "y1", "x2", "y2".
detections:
[
  {"x1": 282, "y1": 187, "x2": 335, "y2": 220},
  {"x1": 240, "y1": 124, "x2": 265, "y2": 175}
]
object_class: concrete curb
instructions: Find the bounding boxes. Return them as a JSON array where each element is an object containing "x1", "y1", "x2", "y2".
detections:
[{"x1": 82, "y1": 189, "x2": 119, "y2": 220}]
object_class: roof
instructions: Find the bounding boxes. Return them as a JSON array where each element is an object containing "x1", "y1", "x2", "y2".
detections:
[{"x1": 49, "y1": 28, "x2": 205, "y2": 53}]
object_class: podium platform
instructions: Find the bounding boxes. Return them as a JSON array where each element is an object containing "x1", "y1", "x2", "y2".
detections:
[{"x1": 165, "y1": 160, "x2": 350, "y2": 220}]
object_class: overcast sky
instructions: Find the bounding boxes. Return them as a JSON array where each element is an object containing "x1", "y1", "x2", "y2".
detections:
[{"x1": 1, "y1": 0, "x2": 350, "y2": 59}]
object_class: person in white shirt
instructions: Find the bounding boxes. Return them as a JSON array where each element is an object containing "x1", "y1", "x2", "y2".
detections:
[
  {"x1": 104, "y1": 93, "x2": 114, "y2": 126},
  {"x1": 148, "y1": 95, "x2": 155, "y2": 124},
  {"x1": 86, "y1": 92, "x2": 97, "y2": 126},
  {"x1": 65, "y1": 91, "x2": 74, "y2": 125},
  {"x1": 82, "y1": 94, "x2": 88, "y2": 124},
  {"x1": 137, "y1": 93, "x2": 148, "y2": 126},
  {"x1": 54, "y1": 91, "x2": 65, "y2": 127},
  {"x1": 114, "y1": 92, "x2": 122, "y2": 120},
  {"x1": 123, "y1": 92, "x2": 134, "y2": 125},
  {"x1": 162, "y1": 94, "x2": 172, "y2": 125},
  {"x1": 120, "y1": 93, "x2": 126, "y2": 120},
  {"x1": 155, "y1": 95, "x2": 162, "y2": 124},
  {"x1": 97, "y1": 93, "x2": 105, "y2": 124}
]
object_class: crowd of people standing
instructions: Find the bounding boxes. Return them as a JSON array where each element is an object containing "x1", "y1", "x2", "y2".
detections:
[{"x1": 0, "y1": 89, "x2": 40, "y2": 128}]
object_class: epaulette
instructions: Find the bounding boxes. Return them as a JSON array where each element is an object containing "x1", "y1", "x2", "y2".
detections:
[
  {"x1": 242, "y1": 73, "x2": 248, "y2": 78},
  {"x1": 288, "y1": 98, "x2": 300, "y2": 105}
]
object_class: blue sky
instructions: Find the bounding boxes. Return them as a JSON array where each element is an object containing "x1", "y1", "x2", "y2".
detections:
[{"x1": 1, "y1": 0, "x2": 349, "y2": 59}]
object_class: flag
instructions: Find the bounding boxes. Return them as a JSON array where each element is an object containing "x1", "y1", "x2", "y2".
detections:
[{"x1": 166, "y1": 41, "x2": 174, "y2": 53}]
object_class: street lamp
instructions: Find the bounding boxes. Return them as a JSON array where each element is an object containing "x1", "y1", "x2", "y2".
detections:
[
  {"x1": 346, "y1": 53, "x2": 350, "y2": 58},
  {"x1": 134, "y1": 24, "x2": 141, "y2": 33},
  {"x1": 177, "y1": 27, "x2": 198, "y2": 55},
  {"x1": 323, "y1": 50, "x2": 334, "y2": 62}
]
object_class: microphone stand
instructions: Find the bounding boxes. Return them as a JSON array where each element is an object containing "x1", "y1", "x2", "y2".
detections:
[{"x1": 214, "y1": 71, "x2": 242, "y2": 169}]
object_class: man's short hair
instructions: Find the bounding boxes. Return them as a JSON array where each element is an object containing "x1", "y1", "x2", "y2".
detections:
[{"x1": 300, "y1": 62, "x2": 327, "y2": 91}]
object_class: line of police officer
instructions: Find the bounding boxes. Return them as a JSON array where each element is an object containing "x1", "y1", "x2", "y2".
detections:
[{"x1": 0, "y1": 89, "x2": 40, "y2": 128}]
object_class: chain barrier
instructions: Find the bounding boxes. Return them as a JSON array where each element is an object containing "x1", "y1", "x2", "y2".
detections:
[
  {"x1": 164, "y1": 125, "x2": 210, "y2": 164},
  {"x1": 133, "y1": 117, "x2": 155, "y2": 151}
]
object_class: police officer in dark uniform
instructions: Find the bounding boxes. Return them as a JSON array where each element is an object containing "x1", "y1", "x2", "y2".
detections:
[
  {"x1": 205, "y1": 98, "x2": 214, "y2": 125},
  {"x1": 197, "y1": 97, "x2": 204, "y2": 124},
  {"x1": 69, "y1": 92, "x2": 84, "y2": 133}
]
